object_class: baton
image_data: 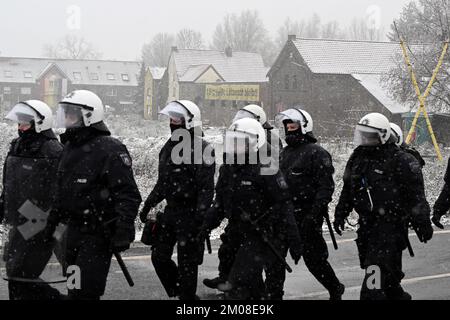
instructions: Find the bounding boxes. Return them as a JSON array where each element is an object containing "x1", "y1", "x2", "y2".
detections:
[
  {"x1": 325, "y1": 215, "x2": 338, "y2": 250},
  {"x1": 206, "y1": 235, "x2": 212, "y2": 254},
  {"x1": 404, "y1": 229, "x2": 415, "y2": 258},
  {"x1": 103, "y1": 217, "x2": 135, "y2": 286},
  {"x1": 114, "y1": 251, "x2": 135, "y2": 287}
]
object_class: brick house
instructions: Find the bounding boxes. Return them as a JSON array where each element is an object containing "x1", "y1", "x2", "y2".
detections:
[
  {"x1": 268, "y1": 37, "x2": 412, "y2": 138},
  {"x1": 0, "y1": 57, "x2": 140, "y2": 115},
  {"x1": 165, "y1": 47, "x2": 269, "y2": 126}
]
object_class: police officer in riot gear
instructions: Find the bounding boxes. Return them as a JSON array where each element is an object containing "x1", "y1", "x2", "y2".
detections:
[
  {"x1": 268, "y1": 107, "x2": 344, "y2": 300},
  {"x1": 334, "y1": 113, "x2": 433, "y2": 300},
  {"x1": 140, "y1": 100, "x2": 215, "y2": 300},
  {"x1": 433, "y1": 160, "x2": 450, "y2": 229},
  {"x1": 53, "y1": 90, "x2": 141, "y2": 300},
  {"x1": 200, "y1": 118, "x2": 302, "y2": 300},
  {"x1": 390, "y1": 123, "x2": 425, "y2": 168},
  {"x1": 0, "y1": 100, "x2": 63, "y2": 300},
  {"x1": 203, "y1": 104, "x2": 282, "y2": 291}
]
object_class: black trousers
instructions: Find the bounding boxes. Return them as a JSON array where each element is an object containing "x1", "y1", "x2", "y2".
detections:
[
  {"x1": 265, "y1": 215, "x2": 341, "y2": 299},
  {"x1": 357, "y1": 225, "x2": 407, "y2": 300},
  {"x1": 64, "y1": 226, "x2": 113, "y2": 300},
  {"x1": 151, "y1": 212, "x2": 202, "y2": 300},
  {"x1": 8, "y1": 281, "x2": 62, "y2": 300},
  {"x1": 227, "y1": 236, "x2": 277, "y2": 300},
  {"x1": 217, "y1": 226, "x2": 239, "y2": 280}
]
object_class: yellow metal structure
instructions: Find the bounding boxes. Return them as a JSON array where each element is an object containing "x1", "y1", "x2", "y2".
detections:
[{"x1": 398, "y1": 37, "x2": 448, "y2": 161}]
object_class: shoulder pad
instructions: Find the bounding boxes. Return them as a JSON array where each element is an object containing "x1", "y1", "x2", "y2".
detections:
[{"x1": 397, "y1": 150, "x2": 421, "y2": 174}]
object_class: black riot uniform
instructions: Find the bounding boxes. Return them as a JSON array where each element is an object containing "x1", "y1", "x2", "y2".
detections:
[
  {"x1": 55, "y1": 125, "x2": 141, "y2": 300},
  {"x1": 335, "y1": 143, "x2": 433, "y2": 300},
  {"x1": 433, "y1": 159, "x2": 450, "y2": 225},
  {"x1": 202, "y1": 163, "x2": 302, "y2": 300},
  {"x1": 204, "y1": 126, "x2": 282, "y2": 291},
  {"x1": 266, "y1": 133, "x2": 343, "y2": 300},
  {"x1": 400, "y1": 143, "x2": 425, "y2": 168},
  {"x1": 142, "y1": 132, "x2": 215, "y2": 300},
  {"x1": 0, "y1": 129, "x2": 63, "y2": 300}
]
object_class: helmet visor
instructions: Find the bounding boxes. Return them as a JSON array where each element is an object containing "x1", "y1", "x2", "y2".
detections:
[
  {"x1": 55, "y1": 103, "x2": 84, "y2": 129},
  {"x1": 159, "y1": 102, "x2": 191, "y2": 122},
  {"x1": 224, "y1": 130, "x2": 258, "y2": 155},
  {"x1": 353, "y1": 125, "x2": 381, "y2": 147},
  {"x1": 232, "y1": 109, "x2": 257, "y2": 123},
  {"x1": 5, "y1": 103, "x2": 38, "y2": 125}
]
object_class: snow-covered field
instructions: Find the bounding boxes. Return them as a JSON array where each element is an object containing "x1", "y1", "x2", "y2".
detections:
[{"x1": 0, "y1": 115, "x2": 449, "y2": 241}]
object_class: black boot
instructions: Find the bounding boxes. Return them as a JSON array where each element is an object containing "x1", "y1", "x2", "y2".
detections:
[
  {"x1": 203, "y1": 277, "x2": 226, "y2": 290},
  {"x1": 329, "y1": 283, "x2": 345, "y2": 301}
]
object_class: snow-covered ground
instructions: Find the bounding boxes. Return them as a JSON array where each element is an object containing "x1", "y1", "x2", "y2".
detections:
[{"x1": 0, "y1": 115, "x2": 449, "y2": 243}]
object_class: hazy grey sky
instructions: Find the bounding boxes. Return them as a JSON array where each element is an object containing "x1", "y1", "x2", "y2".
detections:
[{"x1": 0, "y1": 0, "x2": 411, "y2": 61}]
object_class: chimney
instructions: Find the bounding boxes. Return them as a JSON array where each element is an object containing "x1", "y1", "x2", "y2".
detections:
[
  {"x1": 225, "y1": 46, "x2": 233, "y2": 57},
  {"x1": 288, "y1": 34, "x2": 296, "y2": 41},
  {"x1": 171, "y1": 46, "x2": 178, "y2": 53}
]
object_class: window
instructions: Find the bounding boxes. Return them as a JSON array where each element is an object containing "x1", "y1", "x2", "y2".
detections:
[
  {"x1": 3, "y1": 87, "x2": 11, "y2": 94},
  {"x1": 125, "y1": 89, "x2": 133, "y2": 97},
  {"x1": 232, "y1": 100, "x2": 238, "y2": 109},
  {"x1": 49, "y1": 81, "x2": 55, "y2": 89},
  {"x1": 23, "y1": 71, "x2": 32, "y2": 78},
  {"x1": 73, "y1": 72, "x2": 82, "y2": 81},
  {"x1": 90, "y1": 73, "x2": 99, "y2": 80},
  {"x1": 121, "y1": 74, "x2": 130, "y2": 81},
  {"x1": 4, "y1": 70, "x2": 12, "y2": 78},
  {"x1": 210, "y1": 100, "x2": 216, "y2": 107},
  {"x1": 292, "y1": 75, "x2": 298, "y2": 89},
  {"x1": 21, "y1": 87, "x2": 31, "y2": 95},
  {"x1": 107, "y1": 73, "x2": 116, "y2": 80},
  {"x1": 221, "y1": 100, "x2": 227, "y2": 108},
  {"x1": 106, "y1": 88, "x2": 117, "y2": 96},
  {"x1": 284, "y1": 75, "x2": 290, "y2": 90}
]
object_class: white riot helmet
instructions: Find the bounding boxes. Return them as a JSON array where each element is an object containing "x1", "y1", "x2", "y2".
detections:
[
  {"x1": 275, "y1": 108, "x2": 313, "y2": 135},
  {"x1": 233, "y1": 104, "x2": 270, "y2": 129},
  {"x1": 224, "y1": 118, "x2": 266, "y2": 155},
  {"x1": 56, "y1": 90, "x2": 105, "y2": 128},
  {"x1": 5, "y1": 100, "x2": 53, "y2": 133},
  {"x1": 354, "y1": 113, "x2": 391, "y2": 147},
  {"x1": 159, "y1": 100, "x2": 202, "y2": 130},
  {"x1": 390, "y1": 123, "x2": 404, "y2": 147}
]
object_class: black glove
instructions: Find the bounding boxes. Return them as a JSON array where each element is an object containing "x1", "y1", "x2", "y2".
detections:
[
  {"x1": 432, "y1": 212, "x2": 444, "y2": 229},
  {"x1": 140, "y1": 200, "x2": 155, "y2": 223},
  {"x1": 112, "y1": 226, "x2": 135, "y2": 252},
  {"x1": 413, "y1": 222, "x2": 434, "y2": 243},
  {"x1": 139, "y1": 210, "x2": 149, "y2": 223},
  {"x1": 289, "y1": 245, "x2": 303, "y2": 265},
  {"x1": 333, "y1": 216, "x2": 345, "y2": 236},
  {"x1": 196, "y1": 227, "x2": 209, "y2": 244}
]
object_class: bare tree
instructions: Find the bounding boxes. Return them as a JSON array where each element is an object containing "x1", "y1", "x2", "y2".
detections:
[
  {"x1": 142, "y1": 33, "x2": 175, "y2": 67},
  {"x1": 211, "y1": 10, "x2": 276, "y2": 65},
  {"x1": 304, "y1": 13, "x2": 322, "y2": 38},
  {"x1": 322, "y1": 21, "x2": 345, "y2": 39},
  {"x1": 383, "y1": 0, "x2": 450, "y2": 113},
  {"x1": 43, "y1": 34, "x2": 102, "y2": 59},
  {"x1": 276, "y1": 17, "x2": 306, "y2": 48},
  {"x1": 176, "y1": 29, "x2": 204, "y2": 49},
  {"x1": 347, "y1": 18, "x2": 385, "y2": 41}
]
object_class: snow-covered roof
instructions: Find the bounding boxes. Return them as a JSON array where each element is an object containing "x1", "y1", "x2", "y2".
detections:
[
  {"x1": 179, "y1": 64, "x2": 215, "y2": 82},
  {"x1": 173, "y1": 49, "x2": 268, "y2": 83},
  {"x1": 0, "y1": 57, "x2": 140, "y2": 86},
  {"x1": 352, "y1": 74, "x2": 412, "y2": 114},
  {"x1": 148, "y1": 67, "x2": 166, "y2": 80},
  {"x1": 292, "y1": 38, "x2": 402, "y2": 75}
]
